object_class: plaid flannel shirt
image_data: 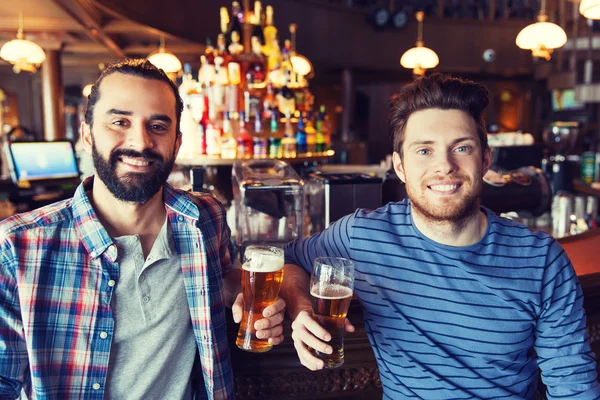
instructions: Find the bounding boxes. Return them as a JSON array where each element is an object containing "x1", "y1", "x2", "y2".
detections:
[{"x1": 0, "y1": 177, "x2": 235, "y2": 400}]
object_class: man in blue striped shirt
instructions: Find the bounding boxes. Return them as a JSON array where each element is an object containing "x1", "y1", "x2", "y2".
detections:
[{"x1": 282, "y1": 74, "x2": 600, "y2": 399}]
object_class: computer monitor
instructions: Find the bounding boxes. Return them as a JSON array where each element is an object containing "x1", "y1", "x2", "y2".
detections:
[{"x1": 4, "y1": 141, "x2": 80, "y2": 184}]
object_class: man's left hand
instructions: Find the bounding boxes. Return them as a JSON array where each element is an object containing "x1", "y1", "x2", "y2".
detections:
[{"x1": 232, "y1": 294, "x2": 286, "y2": 346}]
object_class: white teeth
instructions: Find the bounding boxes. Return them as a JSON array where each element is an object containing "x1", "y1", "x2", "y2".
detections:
[
  {"x1": 121, "y1": 157, "x2": 150, "y2": 167},
  {"x1": 430, "y1": 184, "x2": 458, "y2": 192}
]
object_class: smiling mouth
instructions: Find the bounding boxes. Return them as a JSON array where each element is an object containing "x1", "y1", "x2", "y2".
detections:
[
  {"x1": 119, "y1": 156, "x2": 155, "y2": 167},
  {"x1": 428, "y1": 183, "x2": 462, "y2": 193}
]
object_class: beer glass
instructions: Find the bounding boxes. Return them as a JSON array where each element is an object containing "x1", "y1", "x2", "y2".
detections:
[
  {"x1": 309, "y1": 256, "x2": 354, "y2": 368},
  {"x1": 236, "y1": 245, "x2": 284, "y2": 352}
]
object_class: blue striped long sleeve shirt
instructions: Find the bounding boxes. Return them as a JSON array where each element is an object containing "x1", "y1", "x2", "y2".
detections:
[{"x1": 284, "y1": 200, "x2": 600, "y2": 399}]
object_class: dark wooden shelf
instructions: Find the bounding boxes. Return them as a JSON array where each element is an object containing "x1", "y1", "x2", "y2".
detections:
[{"x1": 176, "y1": 151, "x2": 335, "y2": 166}]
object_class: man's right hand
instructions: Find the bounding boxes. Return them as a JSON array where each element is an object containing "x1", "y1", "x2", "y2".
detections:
[{"x1": 290, "y1": 309, "x2": 355, "y2": 370}]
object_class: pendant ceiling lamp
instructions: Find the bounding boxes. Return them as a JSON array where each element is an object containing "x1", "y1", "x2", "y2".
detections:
[
  {"x1": 580, "y1": 0, "x2": 600, "y2": 19},
  {"x1": 147, "y1": 36, "x2": 182, "y2": 74},
  {"x1": 0, "y1": 11, "x2": 46, "y2": 74},
  {"x1": 400, "y1": 11, "x2": 439, "y2": 76},
  {"x1": 515, "y1": 0, "x2": 567, "y2": 60}
]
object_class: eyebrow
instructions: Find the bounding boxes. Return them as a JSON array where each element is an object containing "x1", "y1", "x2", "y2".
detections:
[
  {"x1": 149, "y1": 114, "x2": 173, "y2": 124},
  {"x1": 105, "y1": 108, "x2": 132, "y2": 116},
  {"x1": 104, "y1": 109, "x2": 173, "y2": 124},
  {"x1": 407, "y1": 137, "x2": 477, "y2": 148}
]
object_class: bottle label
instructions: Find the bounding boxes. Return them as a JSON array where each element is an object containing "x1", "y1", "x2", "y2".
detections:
[
  {"x1": 205, "y1": 127, "x2": 222, "y2": 155},
  {"x1": 228, "y1": 62, "x2": 241, "y2": 85}
]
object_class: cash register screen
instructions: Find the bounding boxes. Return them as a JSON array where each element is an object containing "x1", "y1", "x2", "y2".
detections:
[{"x1": 6, "y1": 141, "x2": 80, "y2": 183}]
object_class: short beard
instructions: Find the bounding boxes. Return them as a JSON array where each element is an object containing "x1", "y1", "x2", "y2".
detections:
[
  {"x1": 91, "y1": 137, "x2": 175, "y2": 204},
  {"x1": 407, "y1": 178, "x2": 482, "y2": 229}
]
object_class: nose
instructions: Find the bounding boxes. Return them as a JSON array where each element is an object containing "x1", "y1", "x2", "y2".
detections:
[
  {"x1": 127, "y1": 123, "x2": 153, "y2": 151},
  {"x1": 433, "y1": 151, "x2": 457, "y2": 176}
]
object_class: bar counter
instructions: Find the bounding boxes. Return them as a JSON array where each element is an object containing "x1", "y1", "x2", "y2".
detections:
[{"x1": 226, "y1": 231, "x2": 600, "y2": 400}]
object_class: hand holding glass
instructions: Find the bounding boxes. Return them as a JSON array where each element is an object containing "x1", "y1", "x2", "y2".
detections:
[
  {"x1": 236, "y1": 245, "x2": 284, "y2": 353},
  {"x1": 308, "y1": 256, "x2": 354, "y2": 368}
]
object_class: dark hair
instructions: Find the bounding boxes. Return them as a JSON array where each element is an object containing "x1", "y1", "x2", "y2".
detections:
[
  {"x1": 84, "y1": 58, "x2": 183, "y2": 135},
  {"x1": 390, "y1": 73, "x2": 489, "y2": 157}
]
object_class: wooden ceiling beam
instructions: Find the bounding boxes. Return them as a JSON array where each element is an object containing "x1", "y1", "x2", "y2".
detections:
[
  {"x1": 51, "y1": 0, "x2": 126, "y2": 58},
  {"x1": 102, "y1": 19, "x2": 180, "y2": 40},
  {"x1": 0, "y1": 16, "x2": 85, "y2": 33}
]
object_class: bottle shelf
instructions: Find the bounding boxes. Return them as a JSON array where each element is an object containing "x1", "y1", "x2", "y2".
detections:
[{"x1": 176, "y1": 150, "x2": 335, "y2": 166}]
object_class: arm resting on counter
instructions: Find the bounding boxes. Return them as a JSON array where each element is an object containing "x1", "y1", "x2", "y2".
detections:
[{"x1": 535, "y1": 241, "x2": 600, "y2": 398}]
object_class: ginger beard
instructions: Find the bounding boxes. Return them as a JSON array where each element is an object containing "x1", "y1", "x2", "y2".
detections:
[{"x1": 405, "y1": 170, "x2": 484, "y2": 224}]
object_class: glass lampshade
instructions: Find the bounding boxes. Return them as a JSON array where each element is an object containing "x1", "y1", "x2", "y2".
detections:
[
  {"x1": 147, "y1": 48, "x2": 182, "y2": 73},
  {"x1": 290, "y1": 54, "x2": 313, "y2": 76},
  {"x1": 515, "y1": 21, "x2": 567, "y2": 51},
  {"x1": 0, "y1": 38, "x2": 46, "y2": 65},
  {"x1": 580, "y1": 0, "x2": 600, "y2": 19},
  {"x1": 400, "y1": 45, "x2": 439, "y2": 70}
]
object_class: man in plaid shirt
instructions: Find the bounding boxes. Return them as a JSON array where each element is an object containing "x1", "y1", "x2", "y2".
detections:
[{"x1": 0, "y1": 59, "x2": 285, "y2": 399}]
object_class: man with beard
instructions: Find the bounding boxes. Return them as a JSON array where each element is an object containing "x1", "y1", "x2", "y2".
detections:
[
  {"x1": 0, "y1": 59, "x2": 285, "y2": 400},
  {"x1": 280, "y1": 74, "x2": 599, "y2": 399}
]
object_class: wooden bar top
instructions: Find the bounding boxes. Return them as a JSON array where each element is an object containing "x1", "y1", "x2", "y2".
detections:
[{"x1": 559, "y1": 229, "x2": 600, "y2": 277}]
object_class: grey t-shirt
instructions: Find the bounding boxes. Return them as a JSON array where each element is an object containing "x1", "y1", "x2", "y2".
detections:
[{"x1": 104, "y1": 218, "x2": 197, "y2": 400}]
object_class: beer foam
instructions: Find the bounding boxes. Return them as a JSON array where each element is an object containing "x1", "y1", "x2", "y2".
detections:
[
  {"x1": 311, "y1": 284, "x2": 353, "y2": 300},
  {"x1": 243, "y1": 246, "x2": 284, "y2": 272}
]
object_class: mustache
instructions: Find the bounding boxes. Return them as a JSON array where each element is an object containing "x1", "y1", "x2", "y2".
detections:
[{"x1": 109, "y1": 148, "x2": 164, "y2": 164}]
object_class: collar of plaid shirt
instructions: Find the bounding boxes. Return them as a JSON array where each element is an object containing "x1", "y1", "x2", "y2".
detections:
[{"x1": 0, "y1": 176, "x2": 235, "y2": 400}]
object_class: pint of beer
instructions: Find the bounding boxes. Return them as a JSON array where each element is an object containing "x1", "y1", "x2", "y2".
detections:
[
  {"x1": 236, "y1": 245, "x2": 284, "y2": 352},
  {"x1": 309, "y1": 257, "x2": 354, "y2": 368}
]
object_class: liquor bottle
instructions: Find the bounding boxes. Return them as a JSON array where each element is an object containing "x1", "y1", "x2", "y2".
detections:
[
  {"x1": 228, "y1": 31, "x2": 244, "y2": 57},
  {"x1": 315, "y1": 105, "x2": 326, "y2": 154},
  {"x1": 269, "y1": 137, "x2": 282, "y2": 159},
  {"x1": 262, "y1": 5, "x2": 278, "y2": 64},
  {"x1": 252, "y1": 1, "x2": 265, "y2": 44},
  {"x1": 180, "y1": 63, "x2": 204, "y2": 122},
  {"x1": 237, "y1": 111, "x2": 253, "y2": 158},
  {"x1": 221, "y1": 112, "x2": 237, "y2": 159},
  {"x1": 227, "y1": 32, "x2": 242, "y2": 86},
  {"x1": 178, "y1": 63, "x2": 196, "y2": 106},
  {"x1": 230, "y1": 1, "x2": 244, "y2": 34},
  {"x1": 305, "y1": 111, "x2": 316, "y2": 154},
  {"x1": 267, "y1": 37, "x2": 284, "y2": 88},
  {"x1": 199, "y1": 54, "x2": 215, "y2": 87},
  {"x1": 268, "y1": 112, "x2": 282, "y2": 158},
  {"x1": 180, "y1": 103, "x2": 199, "y2": 157},
  {"x1": 253, "y1": 117, "x2": 268, "y2": 158},
  {"x1": 214, "y1": 33, "x2": 231, "y2": 67},
  {"x1": 277, "y1": 69, "x2": 296, "y2": 116},
  {"x1": 247, "y1": 36, "x2": 266, "y2": 87},
  {"x1": 220, "y1": 7, "x2": 230, "y2": 35},
  {"x1": 281, "y1": 111, "x2": 296, "y2": 158},
  {"x1": 243, "y1": 72, "x2": 262, "y2": 122},
  {"x1": 212, "y1": 58, "x2": 228, "y2": 117},
  {"x1": 205, "y1": 117, "x2": 222, "y2": 156},
  {"x1": 262, "y1": 82, "x2": 277, "y2": 120},
  {"x1": 295, "y1": 111, "x2": 307, "y2": 155},
  {"x1": 204, "y1": 38, "x2": 216, "y2": 65}
]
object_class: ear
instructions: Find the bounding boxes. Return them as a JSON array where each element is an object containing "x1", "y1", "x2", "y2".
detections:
[
  {"x1": 482, "y1": 146, "x2": 492, "y2": 175},
  {"x1": 80, "y1": 122, "x2": 93, "y2": 155},
  {"x1": 392, "y1": 151, "x2": 406, "y2": 183},
  {"x1": 173, "y1": 131, "x2": 183, "y2": 158}
]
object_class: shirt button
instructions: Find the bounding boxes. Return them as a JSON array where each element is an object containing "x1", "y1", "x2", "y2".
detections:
[
  {"x1": 178, "y1": 215, "x2": 184, "y2": 222},
  {"x1": 100, "y1": 331, "x2": 108, "y2": 339},
  {"x1": 195, "y1": 242, "x2": 200, "y2": 248},
  {"x1": 92, "y1": 383, "x2": 101, "y2": 390},
  {"x1": 108, "y1": 280, "x2": 116, "y2": 287},
  {"x1": 135, "y1": 254, "x2": 143, "y2": 261},
  {"x1": 143, "y1": 296, "x2": 150, "y2": 303}
]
